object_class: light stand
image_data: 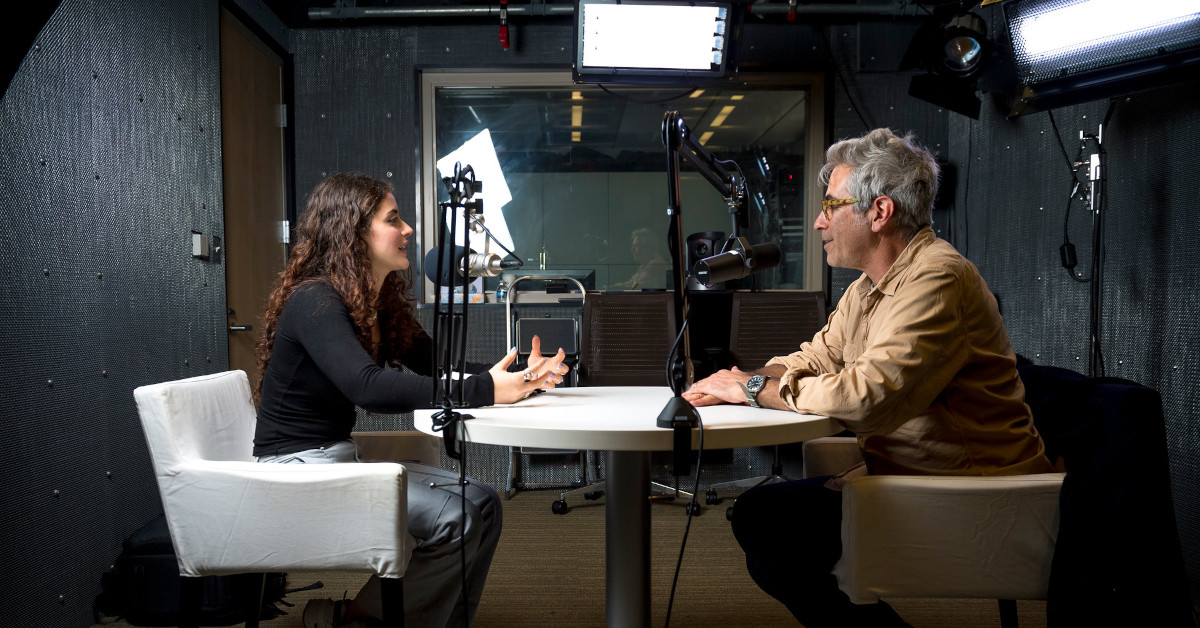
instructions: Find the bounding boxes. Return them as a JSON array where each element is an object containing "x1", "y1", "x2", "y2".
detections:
[{"x1": 1083, "y1": 126, "x2": 1107, "y2": 377}]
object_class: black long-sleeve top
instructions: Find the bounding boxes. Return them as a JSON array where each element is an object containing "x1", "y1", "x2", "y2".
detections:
[{"x1": 253, "y1": 281, "x2": 495, "y2": 457}]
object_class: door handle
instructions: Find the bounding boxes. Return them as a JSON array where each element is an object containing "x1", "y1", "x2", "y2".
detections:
[{"x1": 229, "y1": 325, "x2": 254, "y2": 332}]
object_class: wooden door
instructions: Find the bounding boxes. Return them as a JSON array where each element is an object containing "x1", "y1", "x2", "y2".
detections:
[{"x1": 220, "y1": 10, "x2": 287, "y2": 380}]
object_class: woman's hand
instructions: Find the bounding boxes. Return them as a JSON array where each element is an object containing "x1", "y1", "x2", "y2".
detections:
[{"x1": 489, "y1": 338, "x2": 568, "y2": 405}]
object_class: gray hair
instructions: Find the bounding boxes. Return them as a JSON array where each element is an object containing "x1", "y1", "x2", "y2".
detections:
[{"x1": 818, "y1": 128, "x2": 939, "y2": 239}]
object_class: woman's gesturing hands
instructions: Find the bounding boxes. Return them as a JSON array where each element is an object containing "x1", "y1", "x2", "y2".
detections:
[{"x1": 490, "y1": 335, "x2": 568, "y2": 405}]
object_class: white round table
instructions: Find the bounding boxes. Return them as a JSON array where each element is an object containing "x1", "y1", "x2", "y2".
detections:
[{"x1": 415, "y1": 386, "x2": 838, "y2": 627}]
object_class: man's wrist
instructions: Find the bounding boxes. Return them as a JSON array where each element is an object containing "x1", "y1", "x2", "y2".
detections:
[{"x1": 741, "y1": 374, "x2": 772, "y2": 407}]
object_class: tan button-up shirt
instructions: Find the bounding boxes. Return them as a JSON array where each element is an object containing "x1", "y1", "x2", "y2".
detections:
[{"x1": 769, "y1": 228, "x2": 1052, "y2": 476}]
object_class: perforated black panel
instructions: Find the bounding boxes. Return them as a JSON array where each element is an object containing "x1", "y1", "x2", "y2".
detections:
[
  {"x1": 0, "y1": 0, "x2": 226, "y2": 625},
  {"x1": 948, "y1": 6, "x2": 1200, "y2": 603},
  {"x1": 287, "y1": 16, "x2": 1197, "y2": 602}
]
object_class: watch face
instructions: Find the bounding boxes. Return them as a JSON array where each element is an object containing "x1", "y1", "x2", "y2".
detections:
[{"x1": 746, "y1": 375, "x2": 765, "y2": 393}]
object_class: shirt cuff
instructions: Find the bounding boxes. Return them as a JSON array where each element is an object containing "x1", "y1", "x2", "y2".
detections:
[{"x1": 776, "y1": 366, "x2": 817, "y2": 413}]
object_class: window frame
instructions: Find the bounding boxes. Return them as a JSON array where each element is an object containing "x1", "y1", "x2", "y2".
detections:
[{"x1": 417, "y1": 69, "x2": 827, "y2": 302}]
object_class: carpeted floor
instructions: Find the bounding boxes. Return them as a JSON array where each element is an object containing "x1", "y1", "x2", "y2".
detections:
[{"x1": 93, "y1": 488, "x2": 1047, "y2": 627}]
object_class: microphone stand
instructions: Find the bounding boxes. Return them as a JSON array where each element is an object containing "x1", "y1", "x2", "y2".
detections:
[
  {"x1": 431, "y1": 162, "x2": 483, "y2": 471},
  {"x1": 657, "y1": 111, "x2": 746, "y2": 433}
]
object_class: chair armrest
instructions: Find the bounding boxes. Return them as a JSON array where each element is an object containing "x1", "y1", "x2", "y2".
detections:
[
  {"x1": 834, "y1": 473, "x2": 1064, "y2": 604},
  {"x1": 802, "y1": 436, "x2": 862, "y2": 478},
  {"x1": 157, "y1": 461, "x2": 412, "y2": 578}
]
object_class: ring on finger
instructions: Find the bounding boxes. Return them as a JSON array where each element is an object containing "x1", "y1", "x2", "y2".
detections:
[{"x1": 523, "y1": 371, "x2": 535, "y2": 382}]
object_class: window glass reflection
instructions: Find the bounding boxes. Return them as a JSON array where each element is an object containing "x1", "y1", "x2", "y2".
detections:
[{"x1": 432, "y1": 83, "x2": 811, "y2": 293}]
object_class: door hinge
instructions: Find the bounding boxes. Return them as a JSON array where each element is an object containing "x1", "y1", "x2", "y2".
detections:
[
  {"x1": 279, "y1": 220, "x2": 291, "y2": 244},
  {"x1": 279, "y1": 104, "x2": 288, "y2": 128}
]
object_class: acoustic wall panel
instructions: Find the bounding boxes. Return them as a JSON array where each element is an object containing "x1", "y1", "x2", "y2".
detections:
[
  {"x1": 951, "y1": 6, "x2": 1200, "y2": 601},
  {"x1": 0, "y1": 1, "x2": 227, "y2": 625},
  {"x1": 286, "y1": 15, "x2": 1197, "y2": 601}
]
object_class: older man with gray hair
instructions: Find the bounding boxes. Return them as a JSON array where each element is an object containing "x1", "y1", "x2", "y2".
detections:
[{"x1": 686, "y1": 128, "x2": 1052, "y2": 626}]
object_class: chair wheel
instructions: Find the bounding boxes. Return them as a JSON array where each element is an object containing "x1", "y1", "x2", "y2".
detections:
[
  {"x1": 584, "y1": 490, "x2": 604, "y2": 500},
  {"x1": 705, "y1": 489, "x2": 720, "y2": 505},
  {"x1": 551, "y1": 500, "x2": 569, "y2": 515},
  {"x1": 686, "y1": 502, "x2": 702, "y2": 516}
]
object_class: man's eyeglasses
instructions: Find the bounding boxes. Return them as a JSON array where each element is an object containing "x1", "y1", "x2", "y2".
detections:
[{"x1": 821, "y1": 198, "x2": 859, "y2": 221}]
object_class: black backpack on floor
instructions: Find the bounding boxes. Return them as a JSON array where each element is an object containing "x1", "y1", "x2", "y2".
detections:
[{"x1": 94, "y1": 513, "x2": 288, "y2": 626}]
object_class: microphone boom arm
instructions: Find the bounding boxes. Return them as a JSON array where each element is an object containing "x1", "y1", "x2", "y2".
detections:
[{"x1": 661, "y1": 111, "x2": 748, "y2": 397}]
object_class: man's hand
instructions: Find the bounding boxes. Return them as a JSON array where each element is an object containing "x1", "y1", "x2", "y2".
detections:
[{"x1": 683, "y1": 366, "x2": 754, "y2": 407}]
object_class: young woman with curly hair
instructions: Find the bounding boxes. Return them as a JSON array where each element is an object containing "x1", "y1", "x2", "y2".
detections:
[{"x1": 252, "y1": 172, "x2": 566, "y2": 628}]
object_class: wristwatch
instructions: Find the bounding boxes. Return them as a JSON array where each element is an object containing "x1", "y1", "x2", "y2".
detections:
[{"x1": 740, "y1": 374, "x2": 771, "y2": 408}]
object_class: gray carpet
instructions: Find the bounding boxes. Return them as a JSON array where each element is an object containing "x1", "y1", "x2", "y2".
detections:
[{"x1": 93, "y1": 488, "x2": 1047, "y2": 627}]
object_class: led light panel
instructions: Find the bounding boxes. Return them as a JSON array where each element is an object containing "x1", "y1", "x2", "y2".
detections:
[{"x1": 1006, "y1": 0, "x2": 1200, "y2": 85}]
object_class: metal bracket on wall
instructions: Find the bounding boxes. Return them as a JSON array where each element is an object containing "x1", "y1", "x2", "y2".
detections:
[{"x1": 191, "y1": 232, "x2": 222, "y2": 262}]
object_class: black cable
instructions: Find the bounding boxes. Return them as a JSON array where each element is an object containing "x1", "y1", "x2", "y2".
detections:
[
  {"x1": 1046, "y1": 110, "x2": 1075, "y2": 176},
  {"x1": 1061, "y1": 183, "x2": 1090, "y2": 284},
  {"x1": 664, "y1": 414, "x2": 704, "y2": 628},
  {"x1": 468, "y1": 214, "x2": 521, "y2": 262},
  {"x1": 665, "y1": 317, "x2": 690, "y2": 393},
  {"x1": 458, "y1": 458, "x2": 470, "y2": 628},
  {"x1": 596, "y1": 83, "x2": 696, "y2": 105},
  {"x1": 962, "y1": 124, "x2": 971, "y2": 258},
  {"x1": 818, "y1": 28, "x2": 873, "y2": 132}
]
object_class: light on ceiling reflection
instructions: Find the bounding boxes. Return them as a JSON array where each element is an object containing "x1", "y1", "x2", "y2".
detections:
[{"x1": 710, "y1": 105, "x2": 736, "y2": 127}]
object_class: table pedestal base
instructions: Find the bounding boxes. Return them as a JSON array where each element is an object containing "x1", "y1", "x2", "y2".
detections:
[{"x1": 605, "y1": 450, "x2": 651, "y2": 627}]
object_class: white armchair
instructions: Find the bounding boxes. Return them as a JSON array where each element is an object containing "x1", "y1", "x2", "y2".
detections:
[
  {"x1": 803, "y1": 436, "x2": 1063, "y2": 628},
  {"x1": 133, "y1": 370, "x2": 412, "y2": 628}
]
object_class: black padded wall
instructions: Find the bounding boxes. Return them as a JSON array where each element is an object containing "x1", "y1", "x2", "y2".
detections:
[
  {"x1": 946, "y1": 7, "x2": 1200, "y2": 603},
  {"x1": 291, "y1": 21, "x2": 575, "y2": 291},
  {"x1": 0, "y1": 0, "x2": 227, "y2": 624},
  {"x1": 288, "y1": 9, "x2": 1197, "y2": 603}
]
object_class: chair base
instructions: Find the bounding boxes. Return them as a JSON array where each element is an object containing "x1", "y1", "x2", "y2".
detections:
[
  {"x1": 705, "y1": 445, "x2": 794, "y2": 504},
  {"x1": 549, "y1": 479, "x2": 695, "y2": 514},
  {"x1": 706, "y1": 472, "x2": 795, "y2": 503},
  {"x1": 552, "y1": 481, "x2": 608, "y2": 514},
  {"x1": 649, "y1": 480, "x2": 693, "y2": 501}
]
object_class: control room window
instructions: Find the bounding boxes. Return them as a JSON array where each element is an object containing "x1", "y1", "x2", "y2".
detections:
[{"x1": 419, "y1": 71, "x2": 825, "y2": 302}]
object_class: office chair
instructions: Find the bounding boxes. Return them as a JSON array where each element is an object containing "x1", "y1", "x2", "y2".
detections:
[
  {"x1": 133, "y1": 371, "x2": 408, "y2": 628},
  {"x1": 577, "y1": 292, "x2": 689, "y2": 510},
  {"x1": 502, "y1": 276, "x2": 598, "y2": 511},
  {"x1": 706, "y1": 290, "x2": 827, "y2": 507}
]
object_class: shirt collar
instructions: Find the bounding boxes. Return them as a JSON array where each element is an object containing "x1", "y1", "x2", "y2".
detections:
[{"x1": 859, "y1": 227, "x2": 937, "y2": 298}]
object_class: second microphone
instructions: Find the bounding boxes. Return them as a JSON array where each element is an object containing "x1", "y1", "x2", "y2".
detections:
[{"x1": 424, "y1": 245, "x2": 523, "y2": 284}]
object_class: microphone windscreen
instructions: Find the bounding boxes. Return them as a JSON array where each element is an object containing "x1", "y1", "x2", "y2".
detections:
[
  {"x1": 423, "y1": 245, "x2": 467, "y2": 285},
  {"x1": 750, "y1": 243, "x2": 782, "y2": 269}
]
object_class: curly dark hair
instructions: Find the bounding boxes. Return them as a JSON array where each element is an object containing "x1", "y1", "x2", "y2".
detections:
[{"x1": 253, "y1": 172, "x2": 418, "y2": 402}]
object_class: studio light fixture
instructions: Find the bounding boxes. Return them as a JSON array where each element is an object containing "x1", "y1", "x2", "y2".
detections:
[
  {"x1": 1002, "y1": 0, "x2": 1200, "y2": 116},
  {"x1": 942, "y1": 12, "x2": 989, "y2": 77},
  {"x1": 902, "y1": 8, "x2": 994, "y2": 118}
]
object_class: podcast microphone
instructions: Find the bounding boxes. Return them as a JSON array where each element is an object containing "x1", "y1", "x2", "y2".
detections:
[
  {"x1": 692, "y1": 238, "x2": 782, "y2": 287},
  {"x1": 424, "y1": 245, "x2": 522, "y2": 284}
]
